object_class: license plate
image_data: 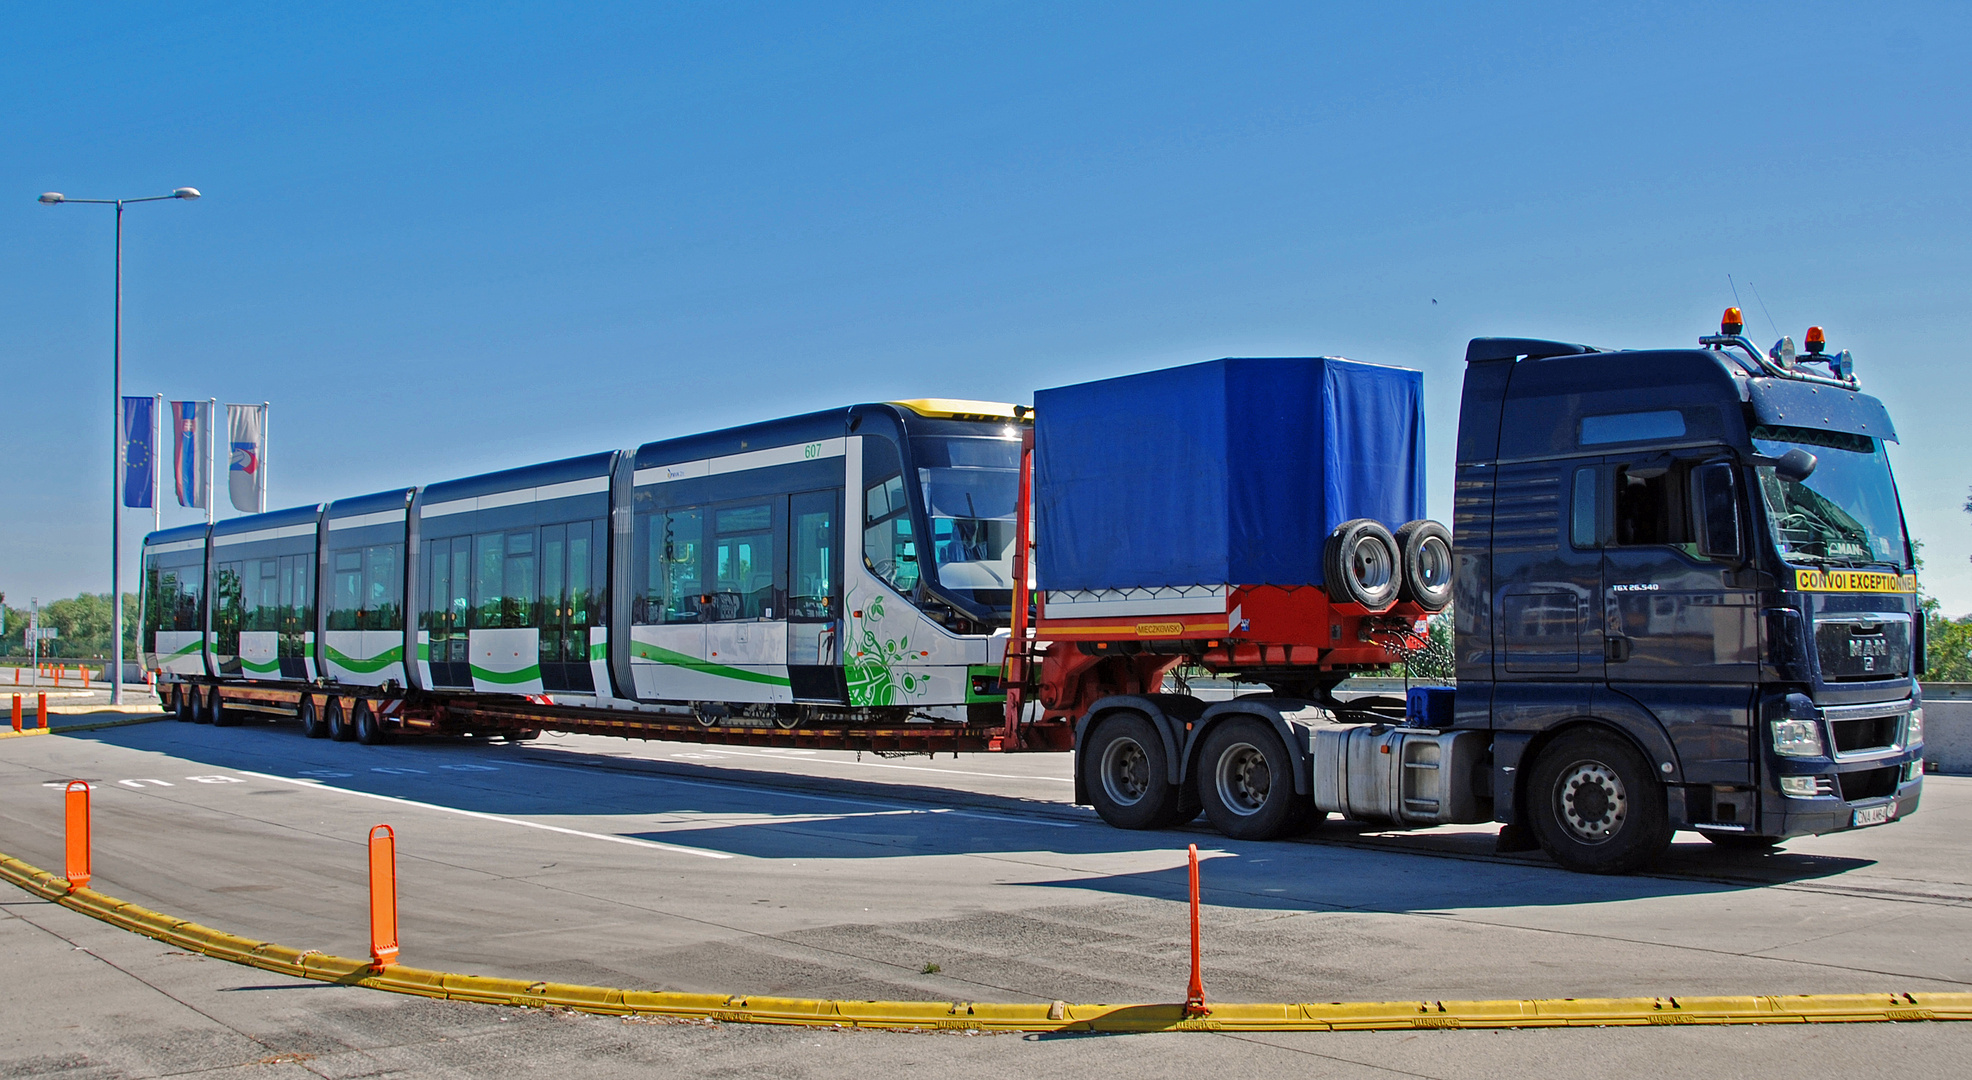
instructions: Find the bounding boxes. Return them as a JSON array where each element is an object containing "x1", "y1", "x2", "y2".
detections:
[{"x1": 1853, "y1": 804, "x2": 1893, "y2": 827}]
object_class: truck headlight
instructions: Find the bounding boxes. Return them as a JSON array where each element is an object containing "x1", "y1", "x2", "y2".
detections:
[
  {"x1": 1779, "y1": 775, "x2": 1822, "y2": 797},
  {"x1": 1906, "y1": 708, "x2": 1924, "y2": 748},
  {"x1": 1771, "y1": 718, "x2": 1825, "y2": 758}
]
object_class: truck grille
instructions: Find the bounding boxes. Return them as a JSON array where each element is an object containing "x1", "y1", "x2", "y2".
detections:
[
  {"x1": 1815, "y1": 619, "x2": 1909, "y2": 681},
  {"x1": 1837, "y1": 765, "x2": 1901, "y2": 802},
  {"x1": 1830, "y1": 714, "x2": 1900, "y2": 755}
]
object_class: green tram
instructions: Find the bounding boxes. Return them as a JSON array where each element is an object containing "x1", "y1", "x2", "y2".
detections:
[{"x1": 140, "y1": 400, "x2": 1026, "y2": 735}]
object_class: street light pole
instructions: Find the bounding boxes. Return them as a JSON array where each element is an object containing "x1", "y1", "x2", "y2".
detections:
[{"x1": 39, "y1": 187, "x2": 200, "y2": 706}]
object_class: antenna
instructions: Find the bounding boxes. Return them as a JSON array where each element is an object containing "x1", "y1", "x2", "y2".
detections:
[
  {"x1": 1747, "y1": 281, "x2": 1781, "y2": 337},
  {"x1": 1727, "y1": 274, "x2": 1743, "y2": 310}
]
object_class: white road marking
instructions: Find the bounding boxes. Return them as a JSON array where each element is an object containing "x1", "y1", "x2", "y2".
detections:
[
  {"x1": 119, "y1": 779, "x2": 173, "y2": 788},
  {"x1": 506, "y1": 758, "x2": 1078, "y2": 829},
  {"x1": 661, "y1": 745, "x2": 1076, "y2": 783},
  {"x1": 438, "y1": 764, "x2": 499, "y2": 772},
  {"x1": 186, "y1": 775, "x2": 244, "y2": 784},
  {"x1": 230, "y1": 768, "x2": 734, "y2": 859}
]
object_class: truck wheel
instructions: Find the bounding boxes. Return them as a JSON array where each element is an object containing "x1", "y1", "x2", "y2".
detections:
[
  {"x1": 173, "y1": 685, "x2": 193, "y2": 722},
  {"x1": 1394, "y1": 520, "x2": 1454, "y2": 611},
  {"x1": 298, "y1": 696, "x2": 328, "y2": 739},
  {"x1": 1083, "y1": 712, "x2": 1186, "y2": 830},
  {"x1": 1324, "y1": 519, "x2": 1400, "y2": 610},
  {"x1": 212, "y1": 689, "x2": 239, "y2": 727},
  {"x1": 353, "y1": 700, "x2": 390, "y2": 745},
  {"x1": 1197, "y1": 717, "x2": 1308, "y2": 840},
  {"x1": 1527, "y1": 730, "x2": 1672, "y2": 874},
  {"x1": 193, "y1": 686, "x2": 215, "y2": 724},
  {"x1": 326, "y1": 698, "x2": 354, "y2": 742}
]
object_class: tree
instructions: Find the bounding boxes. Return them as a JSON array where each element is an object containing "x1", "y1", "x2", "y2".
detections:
[
  {"x1": 0, "y1": 593, "x2": 140, "y2": 660},
  {"x1": 1918, "y1": 525, "x2": 1972, "y2": 682}
]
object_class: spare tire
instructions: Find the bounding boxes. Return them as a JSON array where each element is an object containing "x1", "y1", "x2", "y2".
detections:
[
  {"x1": 1324, "y1": 519, "x2": 1400, "y2": 610},
  {"x1": 1394, "y1": 519, "x2": 1454, "y2": 611}
]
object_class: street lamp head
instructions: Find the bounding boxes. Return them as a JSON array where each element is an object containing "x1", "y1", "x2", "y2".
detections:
[
  {"x1": 38, "y1": 192, "x2": 63, "y2": 204},
  {"x1": 172, "y1": 187, "x2": 201, "y2": 200}
]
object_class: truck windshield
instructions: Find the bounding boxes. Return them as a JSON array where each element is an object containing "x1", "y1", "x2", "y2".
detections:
[
  {"x1": 1751, "y1": 425, "x2": 1909, "y2": 568},
  {"x1": 911, "y1": 436, "x2": 1021, "y2": 595}
]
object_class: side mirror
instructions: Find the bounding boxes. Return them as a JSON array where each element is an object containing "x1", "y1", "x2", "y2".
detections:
[
  {"x1": 1691, "y1": 462, "x2": 1743, "y2": 562},
  {"x1": 1774, "y1": 448, "x2": 1817, "y2": 483}
]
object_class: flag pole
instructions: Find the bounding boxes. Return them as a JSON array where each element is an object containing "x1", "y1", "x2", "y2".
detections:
[
  {"x1": 205, "y1": 398, "x2": 216, "y2": 525},
  {"x1": 153, "y1": 394, "x2": 161, "y2": 535},
  {"x1": 260, "y1": 402, "x2": 269, "y2": 513}
]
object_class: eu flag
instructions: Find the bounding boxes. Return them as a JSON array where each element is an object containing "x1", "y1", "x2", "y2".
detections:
[{"x1": 122, "y1": 396, "x2": 155, "y2": 509}]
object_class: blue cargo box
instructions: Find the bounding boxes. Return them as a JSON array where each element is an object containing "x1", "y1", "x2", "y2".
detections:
[{"x1": 1033, "y1": 356, "x2": 1425, "y2": 591}]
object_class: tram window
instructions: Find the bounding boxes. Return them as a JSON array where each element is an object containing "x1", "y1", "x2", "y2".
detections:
[
  {"x1": 864, "y1": 475, "x2": 918, "y2": 595},
  {"x1": 568, "y1": 521, "x2": 593, "y2": 627},
  {"x1": 214, "y1": 561, "x2": 242, "y2": 650},
  {"x1": 330, "y1": 551, "x2": 363, "y2": 630},
  {"x1": 471, "y1": 530, "x2": 536, "y2": 629},
  {"x1": 713, "y1": 503, "x2": 775, "y2": 620},
  {"x1": 790, "y1": 491, "x2": 836, "y2": 619},
  {"x1": 362, "y1": 544, "x2": 402, "y2": 630},
  {"x1": 279, "y1": 554, "x2": 311, "y2": 657},
  {"x1": 634, "y1": 508, "x2": 703, "y2": 624}
]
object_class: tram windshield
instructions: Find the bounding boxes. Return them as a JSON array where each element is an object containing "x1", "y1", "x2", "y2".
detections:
[{"x1": 911, "y1": 435, "x2": 1022, "y2": 600}]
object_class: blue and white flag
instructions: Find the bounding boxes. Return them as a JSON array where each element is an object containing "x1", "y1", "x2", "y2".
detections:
[
  {"x1": 122, "y1": 396, "x2": 155, "y2": 509},
  {"x1": 171, "y1": 400, "x2": 211, "y2": 509},
  {"x1": 227, "y1": 403, "x2": 267, "y2": 513}
]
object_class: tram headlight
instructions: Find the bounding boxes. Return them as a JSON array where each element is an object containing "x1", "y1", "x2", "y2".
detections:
[{"x1": 1771, "y1": 718, "x2": 1825, "y2": 758}]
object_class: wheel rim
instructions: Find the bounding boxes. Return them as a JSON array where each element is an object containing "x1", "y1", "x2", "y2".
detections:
[
  {"x1": 1415, "y1": 536, "x2": 1452, "y2": 590},
  {"x1": 1349, "y1": 536, "x2": 1394, "y2": 592},
  {"x1": 1099, "y1": 736, "x2": 1152, "y2": 806},
  {"x1": 1213, "y1": 741, "x2": 1272, "y2": 816},
  {"x1": 1554, "y1": 758, "x2": 1628, "y2": 844}
]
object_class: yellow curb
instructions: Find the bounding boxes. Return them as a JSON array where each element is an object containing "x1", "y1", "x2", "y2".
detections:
[
  {"x1": 0, "y1": 715, "x2": 167, "y2": 741},
  {"x1": 3, "y1": 849, "x2": 1969, "y2": 1031}
]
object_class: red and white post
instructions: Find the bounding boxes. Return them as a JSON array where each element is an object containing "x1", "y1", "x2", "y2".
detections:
[{"x1": 368, "y1": 824, "x2": 399, "y2": 970}]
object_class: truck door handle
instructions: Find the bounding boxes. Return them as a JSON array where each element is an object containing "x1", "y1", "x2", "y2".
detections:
[{"x1": 1606, "y1": 637, "x2": 1632, "y2": 662}]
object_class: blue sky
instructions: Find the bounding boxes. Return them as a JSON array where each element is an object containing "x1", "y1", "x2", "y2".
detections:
[{"x1": 5, "y1": 2, "x2": 1972, "y2": 612}]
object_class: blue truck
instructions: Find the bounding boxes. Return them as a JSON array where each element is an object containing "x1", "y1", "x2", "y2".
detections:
[{"x1": 1024, "y1": 310, "x2": 1925, "y2": 873}]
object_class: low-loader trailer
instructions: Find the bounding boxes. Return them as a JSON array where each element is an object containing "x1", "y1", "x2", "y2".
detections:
[{"x1": 144, "y1": 311, "x2": 1925, "y2": 873}]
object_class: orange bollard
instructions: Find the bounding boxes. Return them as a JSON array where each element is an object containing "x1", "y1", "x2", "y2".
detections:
[
  {"x1": 368, "y1": 824, "x2": 399, "y2": 969},
  {"x1": 65, "y1": 781, "x2": 91, "y2": 891},
  {"x1": 10, "y1": 695, "x2": 19, "y2": 732},
  {"x1": 37, "y1": 693, "x2": 47, "y2": 729},
  {"x1": 1185, "y1": 843, "x2": 1208, "y2": 1016}
]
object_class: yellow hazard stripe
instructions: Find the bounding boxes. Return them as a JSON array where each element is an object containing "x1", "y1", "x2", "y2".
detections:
[{"x1": 3, "y1": 850, "x2": 1969, "y2": 1031}]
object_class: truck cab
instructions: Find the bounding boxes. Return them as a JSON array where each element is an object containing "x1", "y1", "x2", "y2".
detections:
[{"x1": 1456, "y1": 321, "x2": 1921, "y2": 871}]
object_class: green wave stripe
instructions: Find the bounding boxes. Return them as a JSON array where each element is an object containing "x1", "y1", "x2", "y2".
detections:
[
  {"x1": 240, "y1": 657, "x2": 282, "y2": 674},
  {"x1": 630, "y1": 642, "x2": 791, "y2": 687},
  {"x1": 471, "y1": 664, "x2": 544, "y2": 686},
  {"x1": 324, "y1": 643, "x2": 405, "y2": 674},
  {"x1": 588, "y1": 640, "x2": 607, "y2": 660},
  {"x1": 158, "y1": 639, "x2": 203, "y2": 662}
]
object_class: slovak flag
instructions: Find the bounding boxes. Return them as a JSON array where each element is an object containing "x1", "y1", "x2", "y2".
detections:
[
  {"x1": 227, "y1": 403, "x2": 267, "y2": 513},
  {"x1": 170, "y1": 400, "x2": 211, "y2": 509}
]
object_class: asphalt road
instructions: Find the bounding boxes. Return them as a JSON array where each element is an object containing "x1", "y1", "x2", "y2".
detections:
[{"x1": 4, "y1": 711, "x2": 1971, "y2": 1076}]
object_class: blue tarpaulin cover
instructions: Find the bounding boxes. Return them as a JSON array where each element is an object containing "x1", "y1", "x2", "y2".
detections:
[{"x1": 1034, "y1": 357, "x2": 1426, "y2": 590}]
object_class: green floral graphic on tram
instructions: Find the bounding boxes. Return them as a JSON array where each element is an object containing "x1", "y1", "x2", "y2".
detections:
[{"x1": 846, "y1": 595, "x2": 929, "y2": 707}]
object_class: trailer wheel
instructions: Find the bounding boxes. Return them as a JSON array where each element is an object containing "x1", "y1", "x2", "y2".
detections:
[
  {"x1": 326, "y1": 698, "x2": 354, "y2": 742},
  {"x1": 1082, "y1": 712, "x2": 1186, "y2": 830},
  {"x1": 172, "y1": 685, "x2": 193, "y2": 722},
  {"x1": 298, "y1": 696, "x2": 327, "y2": 739},
  {"x1": 1324, "y1": 519, "x2": 1400, "y2": 610},
  {"x1": 353, "y1": 700, "x2": 390, "y2": 745},
  {"x1": 1197, "y1": 717, "x2": 1309, "y2": 840},
  {"x1": 500, "y1": 728, "x2": 541, "y2": 743},
  {"x1": 192, "y1": 685, "x2": 215, "y2": 724},
  {"x1": 212, "y1": 689, "x2": 239, "y2": 727},
  {"x1": 1527, "y1": 730, "x2": 1672, "y2": 874},
  {"x1": 1394, "y1": 520, "x2": 1454, "y2": 611}
]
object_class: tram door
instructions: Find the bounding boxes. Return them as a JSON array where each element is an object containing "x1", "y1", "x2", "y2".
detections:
[
  {"x1": 787, "y1": 489, "x2": 845, "y2": 702},
  {"x1": 538, "y1": 521, "x2": 597, "y2": 692}
]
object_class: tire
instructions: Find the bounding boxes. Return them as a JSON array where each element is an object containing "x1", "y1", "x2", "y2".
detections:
[
  {"x1": 193, "y1": 685, "x2": 215, "y2": 724},
  {"x1": 326, "y1": 697, "x2": 354, "y2": 742},
  {"x1": 1704, "y1": 833, "x2": 1784, "y2": 850},
  {"x1": 1526, "y1": 729, "x2": 1673, "y2": 874},
  {"x1": 1323, "y1": 519, "x2": 1400, "y2": 610},
  {"x1": 298, "y1": 696, "x2": 328, "y2": 739},
  {"x1": 1081, "y1": 712, "x2": 1187, "y2": 830},
  {"x1": 500, "y1": 728, "x2": 541, "y2": 743},
  {"x1": 353, "y1": 700, "x2": 389, "y2": 745},
  {"x1": 211, "y1": 688, "x2": 240, "y2": 727},
  {"x1": 1196, "y1": 717, "x2": 1309, "y2": 841},
  {"x1": 173, "y1": 685, "x2": 194, "y2": 722},
  {"x1": 1394, "y1": 520, "x2": 1454, "y2": 611}
]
